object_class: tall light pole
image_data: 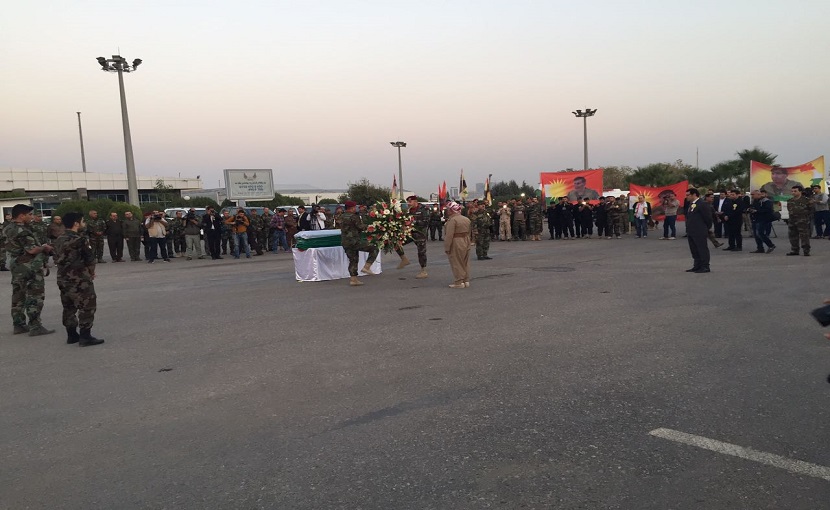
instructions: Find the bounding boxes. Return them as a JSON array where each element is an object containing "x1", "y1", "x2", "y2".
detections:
[
  {"x1": 97, "y1": 54, "x2": 142, "y2": 206},
  {"x1": 572, "y1": 108, "x2": 597, "y2": 170},
  {"x1": 76, "y1": 112, "x2": 87, "y2": 173},
  {"x1": 390, "y1": 141, "x2": 406, "y2": 200}
]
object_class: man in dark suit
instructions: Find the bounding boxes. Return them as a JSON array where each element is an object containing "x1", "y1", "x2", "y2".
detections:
[
  {"x1": 685, "y1": 188, "x2": 713, "y2": 273},
  {"x1": 713, "y1": 189, "x2": 728, "y2": 238},
  {"x1": 723, "y1": 189, "x2": 745, "y2": 251},
  {"x1": 201, "y1": 206, "x2": 224, "y2": 260}
]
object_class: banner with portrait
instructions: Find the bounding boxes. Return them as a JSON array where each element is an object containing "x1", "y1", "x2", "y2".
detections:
[
  {"x1": 749, "y1": 156, "x2": 825, "y2": 202},
  {"x1": 628, "y1": 181, "x2": 689, "y2": 221},
  {"x1": 540, "y1": 169, "x2": 604, "y2": 204}
]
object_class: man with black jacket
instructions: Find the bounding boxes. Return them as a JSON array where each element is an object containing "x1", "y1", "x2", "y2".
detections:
[
  {"x1": 685, "y1": 188, "x2": 713, "y2": 273},
  {"x1": 201, "y1": 206, "x2": 224, "y2": 260},
  {"x1": 748, "y1": 190, "x2": 776, "y2": 254},
  {"x1": 722, "y1": 189, "x2": 745, "y2": 251}
]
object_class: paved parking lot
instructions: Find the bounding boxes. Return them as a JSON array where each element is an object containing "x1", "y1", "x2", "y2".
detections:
[{"x1": 2, "y1": 225, "x2": 829, "y2": 509}]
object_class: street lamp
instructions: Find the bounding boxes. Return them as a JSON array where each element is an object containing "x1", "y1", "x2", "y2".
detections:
[
  {"x1": 572, "y1": 108, "x2": 597, "y2": 170},
  {"x1": 97, "y1": 54, "x2": 142, "y2": 206},
  {"x1": 76, "y1": 112, "x2": 87, "y2": 173},
  {"x1": 390, "y1": 141, "x2": 406, "y2": 200}
]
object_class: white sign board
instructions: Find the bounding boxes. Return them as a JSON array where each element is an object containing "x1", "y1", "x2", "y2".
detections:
[{"x1": 224, "y1": 169, "x2": 274, "y2": 200}]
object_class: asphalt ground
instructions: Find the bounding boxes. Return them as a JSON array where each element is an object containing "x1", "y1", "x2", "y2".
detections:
[{"x1": 2, "y1": 224, "x2": 829, "y2": 509}]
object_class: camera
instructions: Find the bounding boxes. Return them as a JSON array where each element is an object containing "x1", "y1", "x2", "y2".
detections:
[{"x1": 153, "y1": 214, "x2": 162, "y2": 220}]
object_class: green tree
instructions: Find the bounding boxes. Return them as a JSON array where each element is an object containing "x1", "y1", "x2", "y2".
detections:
[
  {"x1": 54, "y1": 199, "x2": 141, "y2": 219},
  {"x1": 337, "y1": 178, "x2": 393, "y2": 205},
  {"x1": 602, "y1": 166, "x2": 634, "y2": 189},
  {"x1": 627, "y1": 160, "x2": 696, "y2": 187},
  {"x1": 247, "y1": 192, "x2": 307, "y2": 209},
  {"x1": 318, "y1": 198, "x2": 339, "y2": 205}
]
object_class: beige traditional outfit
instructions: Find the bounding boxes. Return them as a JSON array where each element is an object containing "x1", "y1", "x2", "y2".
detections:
[{"x1": 443, "y1": 204, "x2": 472, "y2": 288}]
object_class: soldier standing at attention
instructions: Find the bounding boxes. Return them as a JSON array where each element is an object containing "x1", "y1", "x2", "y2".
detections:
[
  {"x1": 340, "y1": 201, "x2": 379, "y2": 286},
  {"x1": 528, "y1": 198, "x2": 543, "y2": 241},
  {"x1": 260, "y1": 207, "x2": 273, "y2": 252},
  {"x1": 249, "y1": 209, "x2": 264, "y2": 255},
  {"x1": 122, "y1": 211, "x2": 143, "y2": 262},
  {"x1": 86, "y1": 209, "x2": 107, "y2": 263},
  {"x1": 220, "y1": 210, "x2": 233, "y2": 255},
  {"x1": 512, "y1": 200, "x2": 527, "y2": 241},
  {"x1": 30, "y1": 213, "x2": 49, "y2": 245},
  {"x1": 474, "y1": 203, "x2": 493, "y2": 259},
  {"x1": 169, "y1": 211, "x2": 186, "y2": 257},
  {"x1": 104, "y1": 211, "x2": 125, "y2": 262},
  {"x1": 0, "y1": 212, "x2": 10, "y2": 271},
  {"x1": 54, "y1": 212, "x2": 104, "y2": 346},
  {"x1": 498, "y1": 202, "x2": 512, "y2": 241},
  {"x1": 428, "y1": 206, "x2": 443, "y2": 241},
  {"x1": 394, "y1": 196, "x2": 430, "y2": 279},
  {"x1": 4, "y1": 204, "x2": 55, "y2": 336},
  {"x1": 786, "y1": 185, "x2": 813, "y2": 256}
]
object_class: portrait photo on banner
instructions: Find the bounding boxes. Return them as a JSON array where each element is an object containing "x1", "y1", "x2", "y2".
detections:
[
  {"x1": 628, "y1": 181, "x2": 689, "y2": 221},
  {"x1": 540, "y1": 169, "x2": 604, "y2": 204},
  {"x1": 749, "y1": 156, "x2": 825, "y2": 202}
]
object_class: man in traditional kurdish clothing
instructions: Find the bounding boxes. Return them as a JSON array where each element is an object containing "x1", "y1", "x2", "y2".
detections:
[{"x1": 443, "y1": 201, "x2": 472, "y2": 289}]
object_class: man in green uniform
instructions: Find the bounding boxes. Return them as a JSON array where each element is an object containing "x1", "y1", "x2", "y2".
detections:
[
  {"x1": 54, "y1": 212, "x2": 104, "y2": 346},
  {"x1": 0, "y1": 212, "x2": 10, "y2": 271},
  {"x1": 474, "y1": 203, "x2": 493, "y2": 259},
  {"x1": 428, "y1": 206, "x2": 444, "y2": 241},
  {"x1": 786, "y1": 184, "x2": 813, "y2": 256},
  {"x1": 86, "y1": 209, "x2": 107, "y2": 263},
  {"x1": 249, "y1": 209, "x2": 264, "y2": 255},
  {"x1": 31, "y1": 213, "x2": 49, "y2": 245},
  {"x1": 393, "y1": 196, "x2": 430, "y2": 279},
  {"x1": 512, "y1": 200, "x2": 527, "y2": 241},
  {"x1": 169, "y1": 211, "x2": 186, "y2": 257},
  {"x1": 527, "y1": 197, "x2": 543, "y2": 241},
  {"x1": 4, "y1": 204, "x2": 55, "y2": 336},
  {"x1": 340, "y1": 200, "x2": 379, "y2": 286},
  {"x1": 122, "y1": 210, "x2": 143, "y2": 261},
  {"x1": 261, "y1": 208, "x2": 273, "y2": 252}
]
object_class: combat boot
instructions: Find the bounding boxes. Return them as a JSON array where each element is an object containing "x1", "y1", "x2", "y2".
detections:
[
  {"x1": 28, "y1": 325, "x2": 56, "y2": 337},
  {"x1": 415, "y1": 268, "x2": 428, "y2": 279},
  {"x1": 349, "y1": 276, "x2": 364, "y2": 286},
  {"x1": 79, "y1": 329, "x2": 104, "y2": 347},
  {"x1": 66, "y1": 327, "x2": 79, "y2": 344},
  {"x1": 397, "y1": 255, "x2": 411, "y2": 269},
  {"x1": 361, "y1": 263, "x2": 376, "y2": 275},
  {"x1": 13, "y1": 324, "x2": 29, "y2": 334}
]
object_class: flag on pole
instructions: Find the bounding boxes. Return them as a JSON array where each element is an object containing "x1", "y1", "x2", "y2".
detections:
[
  {"x1": 439, "y1": 181, "x2": 447, "y2": 208},
  {"x1": 392, "y1": 175, "x2": 398, "y2": 198},
  {"x1": 484, "y1": 174, "x2": 492, "y2": 205},
  {"x1": 460, "y1": 169, "x2": 468, "y2": 200}
]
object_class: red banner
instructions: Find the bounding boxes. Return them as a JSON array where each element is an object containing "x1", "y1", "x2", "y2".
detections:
[
  {"x1": 628, "y1": 181, "x2": 688, "y2": 221},
  {"x1": 541, "y1": 169, "x2": 604, "y2": 204}
]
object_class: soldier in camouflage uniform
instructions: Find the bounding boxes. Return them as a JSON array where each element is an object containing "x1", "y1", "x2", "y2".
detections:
[
  {"x1": 220, "y1": 210, "x2": 233, "y2": 254},
  {"x1": 512, "y1": 200, "x2": 527, "y2": 241},
  {"x1": 4, "y1": 204, "x2": 55, "y2": 336},
  {"x1": 248, "y1": 209, "x2": 264, "y2": 255},
  {"x1": 527, "y1": 198, "x2": 543, "y2": 241},
  {"x1": 616, "y1": 196, "x2": 630, "y2": 234},
  {"x1": 466, "y1": 201, "x2": 479, "y2": 244},
  {"x1": 340, "y1": 200, "x2": 379, "y2": 286},
  {"x1": 261, "y1": 208, "x2": 273, "y2": 251},
  {"x1": 474, "y1": 203, "x2": 493, "y2": 259},
  {"x1": 54, "y1": 212, "x2": 104, "y2": 346},
  {"x1": 394, "y1": 196, "x2": 430, "y2": 279},
  {"x1": 169, "y1": 211, "x2": 186, "y2": 257},
  {"x1": 786, "y1": 184, "x2": 813, "y2": 256},
  {"x1": 31, "y1": 213, "x2": 49, "y2": 245},
  {"x1": 428, "y1": 206, "x2": 443, "y2": 241},
  {"x1": 86, "y1": 210, "x2": 107, "y2": 263},
  {"x1": 0, "y1": 213, "x2": 10, "y2": 271},
  {"x1": 605, "y1": 196, "x2": 622, "y2": 238}
]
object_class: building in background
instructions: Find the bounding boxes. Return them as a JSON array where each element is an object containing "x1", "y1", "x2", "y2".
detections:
[{"x1": 0, "y1": 169, "x2": 202, "y2": 216}]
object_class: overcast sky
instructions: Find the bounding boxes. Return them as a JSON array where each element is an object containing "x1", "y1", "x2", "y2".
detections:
[{"x1": 2, "y1": 0, "x2": 828, "y2": 195}]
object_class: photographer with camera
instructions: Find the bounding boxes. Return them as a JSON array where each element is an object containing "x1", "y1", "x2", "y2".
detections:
[
  {"x1": 183, "y1": 208, "x2": 204, "y2": 260},
  {"x1": 224, "y1": 208, "x2": 251, "y2": 259},
  {"x1": 201, "y1": 206, "x2": 223, "y2": 260},
  {"x1": 144, "y1": 211, "x2": 170, "y2": 263}
]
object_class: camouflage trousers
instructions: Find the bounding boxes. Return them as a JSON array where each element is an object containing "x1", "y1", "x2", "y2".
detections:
[
  {"x1": 258, "y1": 230, "x2": 270, "y2": 252},
  {"x1": 344, "y1": 243, "x2": 379, "y2": 276},
  {"x1": 395, "y1": 230, "x2": 427, "y2": 267},
  {"x1": 221, "y1": 230, "x2": 232, "y2": 253},
  {"x1": 607, "y1": 217, "x2": 621, "y2": 236},
  {"x1": 0, "y1": 245, "x2": 7, "y2": 268},
  {"x1": 58, "y1": 277, "x2": 96, "y2": 330},
  {"x1": 512, "y1": 220, "x2": 526, "y2": 240},
  {"x1": 788, "y1": 219, "x2": 811, "y2": 253},
  {"x1": 476, "y1": 233, "x2": 491, "y2": 258},
  {"x1": 11, "y1": 269, "x2": 45, "y2": 328},
  {"x1": 530, "y1": 219, "x2": 543, "y2": 235},
  {"x1": 90, "y1": 236, "x2": 105, "y2": 261},
  {"x1": 173, "y1": 235, "x2": 186, "y2": 254}
]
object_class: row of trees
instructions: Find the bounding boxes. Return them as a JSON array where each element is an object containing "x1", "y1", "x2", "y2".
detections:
[{"x1": 602, "y1": 147, "x2": 777, "y2": 190}]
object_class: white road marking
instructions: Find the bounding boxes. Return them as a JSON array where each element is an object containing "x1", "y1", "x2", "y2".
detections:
[{"x1": 649, "y1": 427, "x2": 830, "y2": 482}]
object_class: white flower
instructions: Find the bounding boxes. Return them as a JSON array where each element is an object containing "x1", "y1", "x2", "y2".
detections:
[{"x1": 383, "y1": 209, "x2": 390, "y2": 215}]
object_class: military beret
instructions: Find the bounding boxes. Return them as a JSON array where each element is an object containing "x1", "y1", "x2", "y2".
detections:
[{"x1": 344, "y1": 200, "x2": 357, "y2": 208}]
